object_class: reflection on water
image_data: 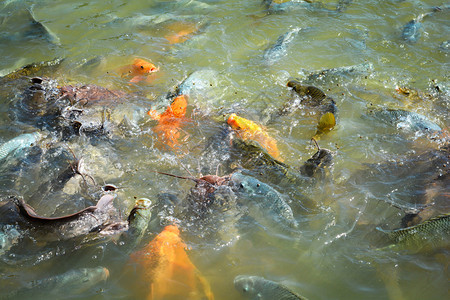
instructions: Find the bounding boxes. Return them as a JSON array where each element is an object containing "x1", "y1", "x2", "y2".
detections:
[{"x1": 0, "y1": 0, "x2": 448, "y2": 299}]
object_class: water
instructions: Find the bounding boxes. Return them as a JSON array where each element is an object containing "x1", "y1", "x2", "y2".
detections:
[{"x1": 0, "y1": 0, "x2": 448, "y2": 299}]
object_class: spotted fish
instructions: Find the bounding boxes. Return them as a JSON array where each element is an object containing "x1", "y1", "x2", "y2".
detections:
[{"x1": 234, "y1": 275, "x2": 308, "y2": 300}]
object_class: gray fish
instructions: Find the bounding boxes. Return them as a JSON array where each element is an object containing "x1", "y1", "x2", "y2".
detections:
[
  {"x1": 230, "y1": 172, "x2": 298, "y2": 229},
  {"x1": 369, "y1": 108, "x2": 442, "y2": 133},
  {"x1": 119, "y1": 198, "x2": 153, "y2": 251},
  {"x1": 263, "y1": 27, "x2": 302, "y2": 65},
  {"x1": 3, "y1": 266, "x2": 109, "y2": 299},
  {"x1": 336, "y1": 0, "x2": 353, "y2": 12},
  {"x1": 0, "y1": 6, "x2": 60, "y2": 45},
  {"x1": 176, "y1": 69, "x2": 219, "y2": 96},
  {"x1": 0, "y1": 132, "x2": 41, "y2": 161},
  {"x1": 304, "y1": 62, "x2": 373, "y2": 82},
  {"x1": 377, "y1": 213, "x2": 450, "y2": 252},
  {"x1": 10, "y1": 194, "x2": 128, "y2": 241},
  {"x1": 234, "y1": 275, "x2": 308, "y2": 300},
  {"x1": 439, "y1": 40, "x2": 449, "y2": 51}
]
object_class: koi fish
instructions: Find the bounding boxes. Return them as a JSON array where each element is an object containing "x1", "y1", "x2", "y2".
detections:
[
  {"x1": 165, "y1": 22, "x2": 199, "y2": 44},
  {"x1": 120, "y1": 58, "x2": 159, "y2": 83},
  {"x1": 227, "y1": 113, "x2": 281, "y2": 160},
  {"x1": 147, "y1": 95, "x2": 188, "y2": 149},
  {"x1": 128, "y1": 224, "x2": 214, "y2": 300}
]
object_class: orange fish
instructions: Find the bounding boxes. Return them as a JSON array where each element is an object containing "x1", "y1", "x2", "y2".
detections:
[
  {"x1": 227, "y1": 113, "x2": 281, "y2": 160},
  {"x1": 128, "y1": 225, "x2": 214, "y2": 300},
  {"x1": 147, "y1": 95, "x2": 188, "y2": 149},
  {"x1": 164, "y1": 22, "x2": 199, "y2": 44},
  {"x1": 120, "y1": 58, "x2": 159, "y2": 83}
]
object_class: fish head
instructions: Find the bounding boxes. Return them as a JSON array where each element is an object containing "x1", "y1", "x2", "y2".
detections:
[
  {"x1": 131, "y1": 58, "x2": 158, "y2": 74},
  {"x1": 234, "y1": 275, "x2": 257, "y2": 297},
  {"x1": 68, "y1": 267, "x2": 109, "y2": 294},
  {"x1": 227, "y1": 113, "x2": 261, "y2": 133},
  {"x1": 128, "y1": 198, "x2": 153, "y2": 225},
  {"x1": 169, "y1": 95, "x2": 188, "y2": 118}
]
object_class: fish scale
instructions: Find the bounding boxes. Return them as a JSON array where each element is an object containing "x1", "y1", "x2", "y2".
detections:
[{"x1": 378, "y1": 213, "x2": 450, "y2": 250}]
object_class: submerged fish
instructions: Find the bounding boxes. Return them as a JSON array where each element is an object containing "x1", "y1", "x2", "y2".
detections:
[
  {"x1": 128, "y1": 224, "x2": 214, "y2": 300},
  {"x1": 0, "y1": 132, "x2": 41, "y2": 161},
  {"x1": 119, "y1": 58, "x2": 159, "y2": 83},
  {"x1": 263, "y1": 27, "x2": 302, "y2": 65},
  {"x1": 227, "y1": 113, "x2": 281, "y2": 160},
  {"x1": 303, "y1": 62, "x2": 373, "y2": 82},
  {"x1": 369, "y1": 108, "x2": 442, "y2": 133},
  {"x1": 0, "y1": 6, "x2": 60, "y2": 45},
  {"x1": 263, "y1": 0, "x2": 313, "y2": 13},
  {"x1": 148, "y1": 94, "x2": 189, "y2": 149},
  {"x1": 377, "y1": 213, "x2": 450, "y2": 252},
  {"x1": 234, "y1": 275, "x2": 308, "y2": 300},
  {"x1": 299, "y1": 141, "x2": 333, "y2": 178},
  {"x1": 175, "y1": 69, "x2": 219, "y2": 97},
  {"x1": 3, "y1": 267, "x2": 109, "y2": 299},
  {"x1": 230, "y1": 172, "x2": 298, "y2": 229}
]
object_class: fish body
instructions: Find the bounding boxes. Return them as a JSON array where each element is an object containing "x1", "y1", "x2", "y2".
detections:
[
  {"x1": 304, "y1": 62, "x2": 373, "y2": 82},
  {"x1": 299, "y1": 147, "x2": 333, "y2": 178},
  {"x1": 264, "y1": 0, "x2": 311, "y2": 13},
  {"x1": 263, "y1": 27, "x2": 301, "y2": 65},
  {"x1": 371, "y1": 108, "x2": 442, "y2": 133},
  {"x1": 176, "y1": 69, "x2": 218, "y2": 96},
  {"x1": 377, "y1": 213, "x2": 450, "y2": 251},
  {"x1": 128, "y1": 224, "x2": 214, "y2": 299},
  {"x1": 120, "y1": 58, "x2": 158, "y2": 83},
  {"x1": 148, "y1": 95, "x2": 189, "y2": 149},
  {"x1": 227, "y1": 113, "x2": 281, "y2": 160},
  {"x1": 230, "y1": 172, "x2": 298, "y2": 229},
  {"x1": 234, "y1": 275, "x2": 307, "y2": 300},
  {"x1": 9, "y1": 194, "x2": 128, "y2": 241},
  {"x1": 402, "y1": 18, "x2": 422, "y2": 43},
  {"x1": 336, "y1": 0, "x2": 353, "y2": 12},
  {"x1": 3, "y1": 267, "x2": 109, "y2": 299},
  {"x1": 0, "y1": 132, "x2": 41, "y2": 161}
]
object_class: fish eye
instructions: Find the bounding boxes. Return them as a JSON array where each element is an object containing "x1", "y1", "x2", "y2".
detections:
[
  {"x1": 256, "y1": 183, "x2": 260, "y2": 187},
  {"x1": 243, "y1": 287, "x2": 249, "y2": 293},
  {"x1": 140, "y1": 65, "x2": 144, "y2": 69},
  {"x1": 239, "y1": 183, "x2": 244, "y2": 189}
]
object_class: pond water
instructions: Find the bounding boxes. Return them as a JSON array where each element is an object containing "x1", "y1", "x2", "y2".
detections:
[{"x1": 0, "y1": 0, "x2": 448, "y2": 299}]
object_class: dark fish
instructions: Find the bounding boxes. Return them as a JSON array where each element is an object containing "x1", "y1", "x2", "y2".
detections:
[
  {"x1": 402, "y1": 16, "x2": 424, "y2": 43},
  {"x1": 119, "y1": 198, "x2": 153, "y2": 251},
  {"x1": 3, "y1": 267, "x2": 109, "y2": 299},
  {"x1": 336, "y1": 0, "x2": 353, "y2": 12},
  {"x1": 263, "y1": 0, "x2": 314, "y2": 13},
  {"x1": 234, "y1": 275, "x2": 308, "y2": 300},
  {"x1": 377, "y1": 213, "x2": 450, "y2": 252},
  {"x1": 299, "y1": 141, "x2": 333, "y2": 178},
  {"x1": 263, "y1": 27, "x2": 302, "y2": 65},
  {"x1": 0, "y1": 6, "x2": 60, "y2": 45}
]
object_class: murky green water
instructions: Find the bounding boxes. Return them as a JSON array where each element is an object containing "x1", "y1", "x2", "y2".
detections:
[{"x1": 0, "y1": 0, "x2": 448, "y2": 299}]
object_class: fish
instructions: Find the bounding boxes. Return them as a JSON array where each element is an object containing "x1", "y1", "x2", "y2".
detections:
[
  {"x1": 336, "y1": 0, "x2": 353, "y2": 12},
  {"x1": 9, "y1": 194, "x2": 128, "y2": 241},
  {"x1": 263, "y1": 0, "x2": 313, "y2": 13},
  {"x1": 369, "y1": 108, "x2": 442, "y2": 133},
  {"x1": 165, "y1": 21, "x2": 200, "y2": 44},
  {"x1": 303, "y1": 62, "x2": 373, "y2": 82},
  {"x1": 263, "y1": 27, "x2": 302, "y2": 65},
  {"x1": 439, "y1": 40, "x2": 449, "y2": 51},
  {"x1": 299, "y1": 140, "x2": 333, "y2": 178},
  {"x1": 0, "y1": 132, "x2": 41, "y2": 161},
  {"x1": 3, "y1": 267, "x2": 109, "y2": 299},
  {"x1": 119, "y1": 198, "x2": 153, "y2": 251},
  {"x1": 227, "y1": 113, "x2": 281, "y2": 160},
  {"x1": 175, "y1": 69, "x2": 219, "y2": 97},
  {"x1": 128, "y1": 224, "x2": 214, "y2": 300},
  {"x1": 0, "y1": 5, "x2": 60, "y2": 45},
  {"x1": 119, "y1": 58, "x2": 159, "y2": 83},
  {"x1": 377, "y1": 213, "x2": 450, "y2": 252},
  {"x1": 147, "y1": 94, "x2": 189, "y2": 149},
  {"x1": 234, "y1": 275, "x2": 308, "y2": 300},
  {"x1": 286, "y1": 80, "x2": 337, "y2": 114},
  {"x1": 230, "y1": 172, "x2": 298, "y2": 229}
]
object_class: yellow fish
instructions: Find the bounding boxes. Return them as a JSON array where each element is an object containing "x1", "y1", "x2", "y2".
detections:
[{"x1": 227, "y1": 113, "x2": 281, "y2": 160}]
